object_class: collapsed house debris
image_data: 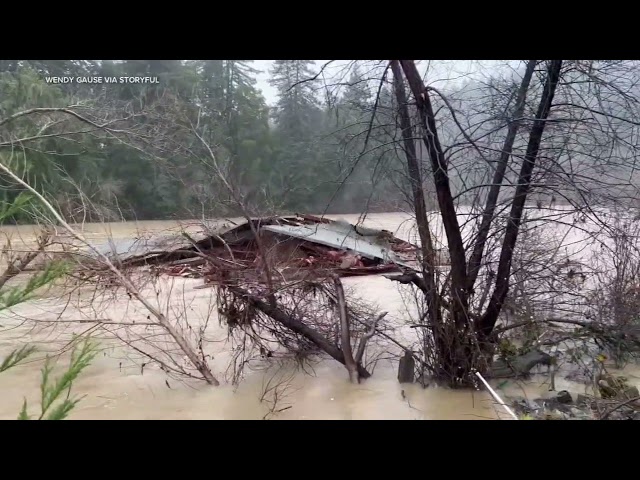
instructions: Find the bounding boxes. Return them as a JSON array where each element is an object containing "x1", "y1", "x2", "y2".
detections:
[
  {"x1": 82, "y1": 215, "x2": 433, "y2": 286},
  {"x1": 72, "y1": 215, "x2": 429, "y2": 384}
]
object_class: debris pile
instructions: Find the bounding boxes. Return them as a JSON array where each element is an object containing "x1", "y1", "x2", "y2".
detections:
[
  {"x1": 85, "y1": 214, "x2": 432, "y2": 287},
  {"x1": 509, "y1": 386, "x2": 640, "y2": 420}
]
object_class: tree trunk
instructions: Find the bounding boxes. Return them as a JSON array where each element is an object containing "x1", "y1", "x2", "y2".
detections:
[
  {"x1": 389, "y1": 60, "x2": 563, "y2": 385},
  {"x1": 391, "y1": 61, "x2": 452, "y2": 380},
  {"x1": 333, "y1": 277, "x2": 360, "y2": 383},
  {"x1": 229, "y1": 285, "x2": 371, "y2": 379},
  {"x1": 466, "y1": 60, "x2": 538, "y2": 290},
  {"x1": 394, "y1": 60, "x2": 480, "y2": 385},
  {"x1": 478, "y1": 60, "x2": 564, "y2": 338},
  {"x1": 390, "y1": 61, "x2": 440, "y2": 327},
  {"x1": 397, "y1": 60, "x2": 469, "y2": 327}
]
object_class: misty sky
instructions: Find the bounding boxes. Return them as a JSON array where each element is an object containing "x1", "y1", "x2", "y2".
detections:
[
  {"x1": 253, "y1": 60, "x2": 280, "y2": 104},
  {"x1": 252, "y1": 60, "x2": 516, "y2": 105}
]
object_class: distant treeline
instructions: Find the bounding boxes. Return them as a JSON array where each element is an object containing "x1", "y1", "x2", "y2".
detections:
[
  {"x1": 0, "y1": 60, "x2": 409, "y2": 223},
  {"x1": 3, "y1": 60, "x2": 635, "y2": 224}
]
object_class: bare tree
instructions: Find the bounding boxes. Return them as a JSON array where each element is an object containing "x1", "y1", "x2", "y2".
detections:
[{"x1": 382, "y1": 59, "x2": 640, "y2": 386}]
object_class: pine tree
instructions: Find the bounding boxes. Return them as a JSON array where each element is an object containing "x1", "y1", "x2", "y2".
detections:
[{"x1": 268, "y1": 61, "x2": 326, "y2": 211}]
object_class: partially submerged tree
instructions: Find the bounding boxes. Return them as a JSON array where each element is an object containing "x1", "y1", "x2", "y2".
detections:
[{"x1": 384, "y1": 59, "x2": 640, "y2": 386}]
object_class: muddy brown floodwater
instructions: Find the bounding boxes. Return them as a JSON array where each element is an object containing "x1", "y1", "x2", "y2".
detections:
[{"x1": 1, "y1": 213, "x2": 638, "y2": 420}]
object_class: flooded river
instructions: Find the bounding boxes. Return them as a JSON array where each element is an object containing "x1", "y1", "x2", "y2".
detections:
[{"x1": 0, "y1": 213, "x2": 637, "y2": 420}]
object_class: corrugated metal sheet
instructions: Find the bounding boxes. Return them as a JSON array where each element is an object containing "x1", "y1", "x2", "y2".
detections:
[
  {"x1": 81, "y1": 217, "x2": 420, "y2": 271},
  {"x1": 261, "y1": 223, "x2": 413, "y2": 268},
  {"x1": 86, "y1": 233, "x2": 208, "y2": 261}
]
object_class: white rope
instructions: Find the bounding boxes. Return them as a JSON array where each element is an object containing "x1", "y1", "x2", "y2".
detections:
[{"x1": 474, "y1": 371, "x2": 519, "y2": 420}]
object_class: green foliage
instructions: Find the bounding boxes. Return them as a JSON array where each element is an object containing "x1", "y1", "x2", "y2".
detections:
[
  {"x1": 0, "y1": 260, "x2": 71, "y2": 310},
  {"x1": 497, "y1": 338, "x2": 518, "y2": 360},
  {"x1": 0, "y1": 66, "x2": 65, "y2": 116},
  {"x1": 18, "y1": 338, "x2": 97, "y2": 420},
  {"x1": 0, "y1": 60, "x2": 406, "y2": 220},
  {"x1": 0, "y1": 194, "x2": 94, "y2": 420},
  {"x1": 0, "y1": 345, "x2": 36, "y2": 373},
  {"x1": 0, "y1": 192, "x2": 32, "y2": 222},
  {"x1": 0, "y1": 287, "x2": 93, "y2": 421}
]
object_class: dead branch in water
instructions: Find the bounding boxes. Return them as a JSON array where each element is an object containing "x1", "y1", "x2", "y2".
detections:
[
  {"x1": 599, "y1": 396, "x2": 640, "y2": 420},
  {"x1": 221, "y1": 282, "x2": 375, "y2": 382},
  {"x1": 355, "y1": 312, "x2": 387, "y2": 364},
  {"x1": 259, "y1": 361, "x2": 299, "y2": 420},
  {"x1": 0, "y1": 231, "x2": 51, "y2": 290},
  {"x1": 0, "y1": 158, "x2": 220, "y2": 386},
  {"x1": 333, "y1": 276, "x2": 359, "y2": 383}
]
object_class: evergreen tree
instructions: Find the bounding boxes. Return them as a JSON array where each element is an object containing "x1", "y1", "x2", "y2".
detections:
[{"x1": 269, "y1": 60, "x2": 327, "y2": 211}]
